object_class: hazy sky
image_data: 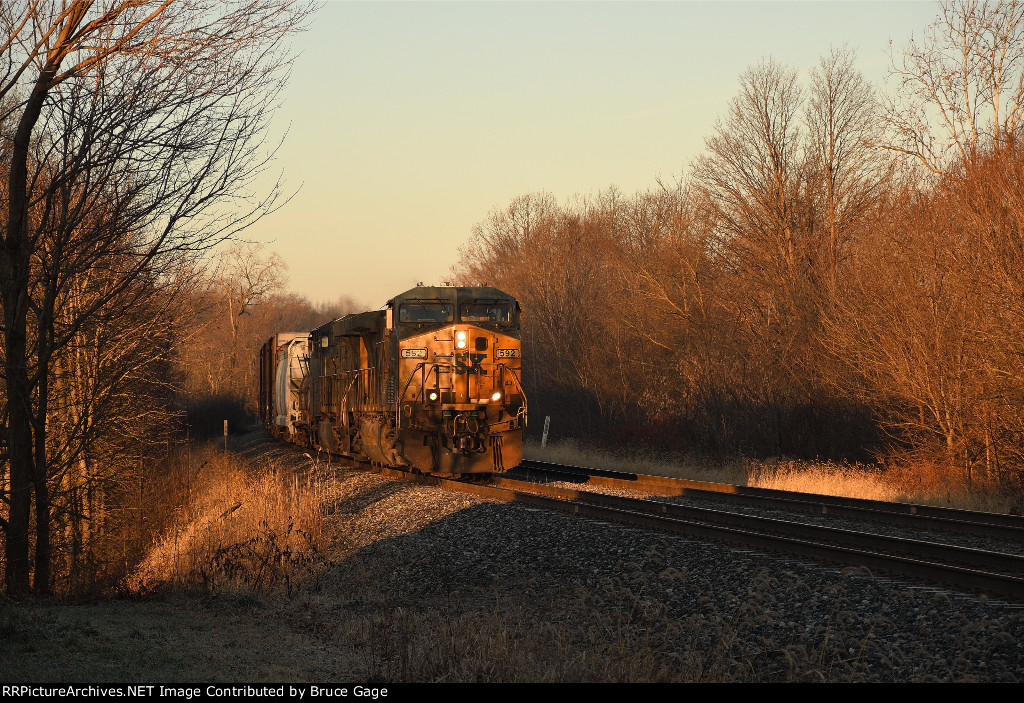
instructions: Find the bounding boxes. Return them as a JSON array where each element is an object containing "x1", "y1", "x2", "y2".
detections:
[{"x1": 243, "y1": 0, "x2": 940, "y2": 310}]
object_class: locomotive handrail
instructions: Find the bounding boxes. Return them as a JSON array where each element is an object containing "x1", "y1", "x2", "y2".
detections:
[
  {"x1": 396, "y1": 361, "x2": 451, "y2": 403},
  {"x1": 396, "y1": 362, "x2": 427, "y2": 404},
  {"x1": 395, "y1": 360, "x2": 467, "y2": 425},
  {"x1": 327, "y1": 367, "x2": 376, "y2": 407},
  {"x1": 320, "y1": 372, "x2": 360, "y2": 418},
  {"x1": 395, "y1": 361, "x2": 427, "y2": 426},
  {"x1": 497, "y1": 363, "x2": 528, "y2": 429},
  {"x1": 339, "y1": 375, "x2": 359, "y2": 420}
]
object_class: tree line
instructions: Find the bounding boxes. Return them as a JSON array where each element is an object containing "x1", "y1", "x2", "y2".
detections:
[{"x1": 455, "y1": 1, "x2": 1024, "y2": 498}]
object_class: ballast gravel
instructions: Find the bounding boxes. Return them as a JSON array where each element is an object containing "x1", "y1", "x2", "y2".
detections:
[{"x1": 246, "y1": 433, "x2": 1024, "y2": 682}]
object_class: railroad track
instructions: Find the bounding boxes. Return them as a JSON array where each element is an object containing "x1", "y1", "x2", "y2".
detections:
[
  {"x1": 513, "y1": 459, "x2": 1024, "y2": 542},
  {"x1": 370, "y1": 461, "x2": 1024, "y2": 601}
]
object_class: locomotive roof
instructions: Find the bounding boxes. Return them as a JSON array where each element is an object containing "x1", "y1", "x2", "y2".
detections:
[
  {"x1": 309, "y1": 286, "x2": 518, "y2": 339},
  {"x1": 387, "y1": 285, "x2": 516, "y2": 306},
  {"x1": 310, "y1": 309, "x2": 382, "y2": 337}
]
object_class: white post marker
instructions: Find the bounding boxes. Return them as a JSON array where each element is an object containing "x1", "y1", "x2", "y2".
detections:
[{"x1": 541, "y1": 415, "x2": 550, "y2": 448}]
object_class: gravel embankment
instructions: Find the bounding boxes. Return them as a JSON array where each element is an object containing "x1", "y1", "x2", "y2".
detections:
[
  {"x1": 316, "y1": 491, "x2": 1023, "y2": 681},
  {"x1": 8, "y1": 430, "x2": 1019, "y2": 682},
  {"x1": 232, "y1": 431, "x2": 1024, "y2": 682}
]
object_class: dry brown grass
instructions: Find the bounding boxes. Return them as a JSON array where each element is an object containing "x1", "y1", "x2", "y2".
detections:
[
  {"x1": 748, "y1": 459, "x2": 1015, "y2": 513},
  {"x1": 129, "y1": 446, "x2": 332, "y2": 595},
  {"x1": 747, "y1": 460, "x2": 901, "y2": 501}
]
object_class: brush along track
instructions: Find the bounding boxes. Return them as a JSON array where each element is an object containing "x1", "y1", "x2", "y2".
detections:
[
  {"x1": 369, "y1": 464, "x2": 1024, "y2": 601},
  {"x1": 513, "y1": 459, "x2": 1024, "y2": 543}
]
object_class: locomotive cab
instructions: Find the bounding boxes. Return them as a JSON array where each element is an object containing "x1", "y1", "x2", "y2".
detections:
[{"x1": 391, "y1": 286, "x2": 526, "y2": 473}]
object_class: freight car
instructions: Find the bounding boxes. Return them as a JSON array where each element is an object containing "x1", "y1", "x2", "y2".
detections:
[{"x1": 259, "y1": 285, "x2": 526, "y2": 474}]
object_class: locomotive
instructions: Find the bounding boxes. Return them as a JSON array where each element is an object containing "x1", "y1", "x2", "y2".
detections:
[{"x1": 259, "y1": 285, "x2": 526, "y2": 474}]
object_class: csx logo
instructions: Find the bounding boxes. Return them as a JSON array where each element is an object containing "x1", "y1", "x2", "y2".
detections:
[{"x1": 454, "y1": 352, "x2": 487, "y2": 375}]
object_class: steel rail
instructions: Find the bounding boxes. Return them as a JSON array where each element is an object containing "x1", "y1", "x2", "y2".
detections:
[{"x1": 514, "y1": 459, "x2": 1024, "y2": 542}]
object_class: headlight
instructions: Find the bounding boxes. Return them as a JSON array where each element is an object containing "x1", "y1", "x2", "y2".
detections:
[
  {"x1": 456, "y1": 330, "x2": 467, "y2": 349},
  {"x1": 491, "y1": 391, "x2": 502, "y2": 402},
  {"x1": 427, "y1": 390, "x2": 439, "y2": 402}
]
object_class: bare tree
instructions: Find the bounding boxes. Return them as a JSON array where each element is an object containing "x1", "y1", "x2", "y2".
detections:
[
  {"x1": 690, "y1": 59, "x2": 817, "y2": 453},
  {"x1": 214, "y1": 242, "x2": 288, "y2": 371},
  {"x1": 694, "y1": 59, "x2": 804, "y2": 294},
  {"x1": 805, "y1": 46, "x2": 887, "y2": 292},
  {"x1": 887, "y1": 0, "x2": 1024, "y2": 174},
  {"x1": 827, "y1": 184, "x2": 991, "y2": 487},
  {"x1": 0, "y1": 0, "x2": 309, "y2": 595},
  {"x1": 47, "y1": 263, "x2": 183, "y2": 592}
]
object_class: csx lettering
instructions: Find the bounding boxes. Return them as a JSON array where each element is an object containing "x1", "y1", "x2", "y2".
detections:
[{"x1": 454, "y1": 352, "x2": 487, "y2": 375}]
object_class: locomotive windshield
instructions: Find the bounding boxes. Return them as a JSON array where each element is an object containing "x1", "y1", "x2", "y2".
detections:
[
  {"x1": 460, "y1": 302, "x2": 513, "y2": 326},
  {"x1": 399, "y1": 302, "x2": 453, "y2": 323}
]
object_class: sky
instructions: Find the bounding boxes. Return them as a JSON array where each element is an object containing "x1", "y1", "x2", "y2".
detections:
[{"x1": 241, "y1": 0, "x2": 941, "y2": 310}]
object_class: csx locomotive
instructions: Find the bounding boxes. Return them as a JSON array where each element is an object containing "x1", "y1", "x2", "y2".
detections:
[{"x1": 259, "y1": 286, "x2": 526, "y2": 474}]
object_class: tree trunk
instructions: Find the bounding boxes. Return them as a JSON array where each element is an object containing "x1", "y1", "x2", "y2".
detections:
[
  {"x1": 2, "y1": 77, "x2": 54, "y2": 596},
  {"x1": 2, "y1": 36, "x2": 66, "y2": 596}
]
